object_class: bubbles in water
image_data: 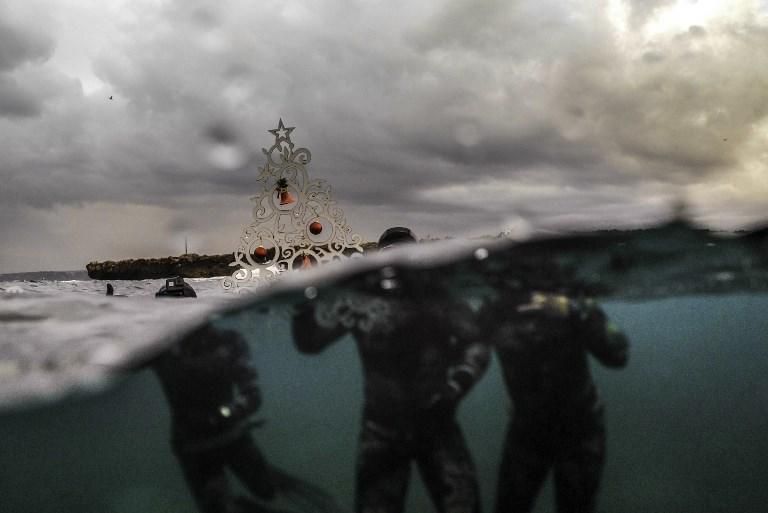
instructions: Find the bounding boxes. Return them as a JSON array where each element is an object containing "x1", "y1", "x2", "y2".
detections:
[
  {"x1": 474, "y1": 247, "x2": 489, "y2": 260},
  {"x1": 714, "y1": 272, "x2": 734, "y2": 282}
]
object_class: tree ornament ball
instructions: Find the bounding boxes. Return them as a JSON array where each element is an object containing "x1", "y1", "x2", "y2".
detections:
[
  {"x1": 254, "y1": 246, "x2": 267, "y2": 258},
  {"x1": 309, "y1": 221, "x2": 323, "y2": 235}
]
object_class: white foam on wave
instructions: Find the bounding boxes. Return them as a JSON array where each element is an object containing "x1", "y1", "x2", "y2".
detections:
[
  {"x1": 0, "y1": 284, "x2": 236, "y2": 410},
  {"x1": 0, "y1": 239, "x2": 504, "y2": 411}
]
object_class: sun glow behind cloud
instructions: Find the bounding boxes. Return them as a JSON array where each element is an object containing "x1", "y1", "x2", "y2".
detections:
[
  {"x1": 643, "y1": 0, "x2": 751, "y2": 39},
  {"x1": 39, "y1": 0, "x2": 138, "y2": 95}
]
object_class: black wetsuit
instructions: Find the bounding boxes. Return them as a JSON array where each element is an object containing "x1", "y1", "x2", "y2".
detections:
[
  {"x1": 292, "y1": 279, "x2": 490, "y2": 513},
  {"x1": 153, "y1": 325, "x2": 273, "y2": 513},
  {"x1": 482, "y1": 295, "x2": 629, "y2": 513}
]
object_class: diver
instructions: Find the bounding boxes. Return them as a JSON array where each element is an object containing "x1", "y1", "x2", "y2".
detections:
[
  {"x1": 105, "y1": 283, "x2": 129, "y2": 297},
  {"x1": 480, "y1": 290, "x2": 629, "y2": 513},
  {"x1": 153, "y1": 324, "x2": 275, "y2": 513},
  {"x1": 153, "y1": 280, "x2": 342, "y2": 513},
  {"x1": 292, "y1": 227, "x2": 489, "y2": 513},
  {"x1": 156, "y1": 275, "x2": 197, "y2": 297}
]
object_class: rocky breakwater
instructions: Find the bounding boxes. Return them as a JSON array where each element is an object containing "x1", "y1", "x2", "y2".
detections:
[
  {"x1": 87, "y1": 243, "x2": 379, "y2": 280},
  {"x1": 86, "y1": 253, "x2": 237, "y2": 280}
]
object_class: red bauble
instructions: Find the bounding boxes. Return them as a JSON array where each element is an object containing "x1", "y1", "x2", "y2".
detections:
[
  {"x1": 254, "y1": 246, "x2": 267, "y2": 258},
  {"x1": 309, "y1": 221, "x2": 323, "y2": 235}
]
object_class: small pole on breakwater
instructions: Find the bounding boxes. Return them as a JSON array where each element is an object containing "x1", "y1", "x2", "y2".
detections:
[{"x1": 185, "y1": 237, "x2": 188, "y2": 255}]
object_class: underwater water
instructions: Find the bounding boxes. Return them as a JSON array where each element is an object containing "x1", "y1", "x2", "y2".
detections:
[{"x1": 1, "y1": 225, "x2": 768, "y2": 513}]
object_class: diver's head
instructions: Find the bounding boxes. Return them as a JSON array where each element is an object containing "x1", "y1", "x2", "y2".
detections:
[
  {"x1": 156, "y1": 276, "x2": 197, "y2": 298},
  {"x1": 377, "y1": 226, "x2": 417, "y2": 251}
]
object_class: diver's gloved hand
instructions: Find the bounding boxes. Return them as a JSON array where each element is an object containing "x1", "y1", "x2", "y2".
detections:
[
  {"x1": 516, "y1": 291, "x2": 571, "y2": 317},
  {"x1": 425, "y1": 381, "x2": 463, "y2": 417},
  {"x1": 424, "y1": 362, "x2": 479, "y2": 416},
  {"x1": 516, "y1": 291, "x2": 600, "y2": 320}
]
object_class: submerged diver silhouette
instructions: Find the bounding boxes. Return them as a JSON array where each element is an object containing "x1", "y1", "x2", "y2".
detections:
[
  {"x1": 481, "y1": 290, "x2": 629, "y2": 513},
  {"x1": 292, "y1": 227, "x2": 489, "y2": 513},
  {"x1": 153, "y1": 279, "x2": 342, "y2": 513}
]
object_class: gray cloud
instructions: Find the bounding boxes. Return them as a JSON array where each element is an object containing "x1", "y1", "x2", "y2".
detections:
[
  {"x1": 0, "y1": 76, "x2": 41, "y2": 117},
  {"x1": 626, "y1": 0, "x2": 674, "y2": 28},
  {"x1": 0, "y1": 18, "x2": 53, "y2": 72},
  {"x1": 1, "y1": 0, "x2": 768, "y2": 272}
]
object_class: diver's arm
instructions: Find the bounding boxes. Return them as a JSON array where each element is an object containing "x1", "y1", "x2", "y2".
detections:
[
  {"x1": 431, "y1": 305, "x2": 491, "y2": 410},
  {"x1": 228, "y1": 334, "x2": 263, "y2": 417},
  {"x1": 427, "y1": 343, "x2": 490, "y2": 414},
  {"x1": 570, "y1": 298, "x2": 629, "y2": 368},
  {"x1": 448, "y1": 340, "x2": 491, "y2": 398},
  {"x1": 291, "y1": 301, "x2": 348, "y2": 354},
  {"x1": 455, "y1": 303, "x2": 492, "y2": 396}
]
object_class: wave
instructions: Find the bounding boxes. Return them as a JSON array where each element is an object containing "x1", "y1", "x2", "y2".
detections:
[{"x1": 1, "y1": 218, "x2": 767, "y2": 411}]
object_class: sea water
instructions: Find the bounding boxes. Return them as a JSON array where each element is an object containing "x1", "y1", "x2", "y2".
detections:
[{"x1": 0, "y1": 235, "x2": 767, "y2": 513}]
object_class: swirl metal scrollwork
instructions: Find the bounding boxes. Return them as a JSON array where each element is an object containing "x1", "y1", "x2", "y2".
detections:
[{"x1": 222, "y1": 119, "x2": 365, "y2": 293}]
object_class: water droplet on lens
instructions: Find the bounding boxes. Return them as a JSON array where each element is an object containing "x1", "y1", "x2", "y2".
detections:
[
  {"x1": 204, "y1": 123, "x2": 246, "y2": 170},
  {"x1": 304, "y1": 286, "x2": 318, "y2": 299},
  {"x1": 208, "y1": 143, "x2": 246, "y2": 170},
  {"x1": 474, "y1": 247, "x2": 489, "y2": 260},
  {"x1": 0, "y1": 360, "x2": 19, "y2": 378},
  {"x1": 380, "y1": 279, "x2": 398, "y2": 290}
]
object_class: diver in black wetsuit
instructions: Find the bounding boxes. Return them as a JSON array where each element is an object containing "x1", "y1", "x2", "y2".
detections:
[
  {"x1": 154, "y1": 282, "x2": 341, "y2": 513},
  {"x1": 480, "y1": 291, "x2": 629, "y2": 513},
  {"x1": 292, "y1": 227, "x2": 490, "y2": 513},
  {"x1": 155, "y1": 276, "x2": 197, "y2": 297},
  {"x1": 153, "y1": 324, "x2": 275, "y2": 513}
]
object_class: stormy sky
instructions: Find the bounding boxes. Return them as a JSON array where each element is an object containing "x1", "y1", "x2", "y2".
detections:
[{"x1": 1, "y1": 0, "x2": 767, "y2": 272}]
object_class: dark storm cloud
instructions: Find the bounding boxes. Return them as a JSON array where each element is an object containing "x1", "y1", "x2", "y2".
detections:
[
  {"x1": 2, "y1": 0, "x2": 768, "y2": 272},
  {"x1": 399, "y1": 125, "x2": 605, "y2": 170},
  {"x1": 0, "y1": 18, "x2": 54, "y2": 72},
  {"x1": 204, "y1": 122, "x2": 239, "y2": 145},
  {"x1": 0, "y1": 16, "x2": 55, "y2": 118},
  {"x1": 0, "y1": 76, "x2": 42, "y2": 117},
  {"x1": 8, "y1": 1, "x2": 768, "y2": 205}
]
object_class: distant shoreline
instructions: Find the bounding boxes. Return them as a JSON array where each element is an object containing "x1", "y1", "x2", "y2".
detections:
[
  {"x1": 86, "y1": 243, "x2": 379, "y2": 280},
  {"x1": 86, "y1": 253, "x2": 237, "y2": 280},
  {"x1": 0, "y1": 270, "x2": 90, "y2": 281}
]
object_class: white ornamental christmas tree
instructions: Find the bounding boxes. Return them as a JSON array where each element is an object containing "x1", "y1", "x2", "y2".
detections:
[{"x1": 222, "y1": 119, "x2": 364, "y2": 292}]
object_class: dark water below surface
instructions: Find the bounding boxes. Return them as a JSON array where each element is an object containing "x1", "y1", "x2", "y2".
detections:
[
  {"x1": 2, "y1": 224, "x2": 768, "y2": 513},
  {"x1": 1, "y1": 293, "x2": 766, "y2": 513}
]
